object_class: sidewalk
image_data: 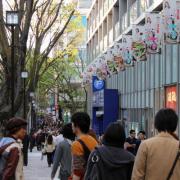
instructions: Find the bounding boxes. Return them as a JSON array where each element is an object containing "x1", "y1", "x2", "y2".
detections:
[{"x1": 24, "y1": 150, "x2": 59, "y2": 180}]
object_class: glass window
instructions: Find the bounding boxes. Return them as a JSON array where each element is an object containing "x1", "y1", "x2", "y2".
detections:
[
  {"x1": 155, "y1": 54, "x2": 160, "y2": 88},
  {"x1": 172, "y1": 45, "x2": 178, "y2": 83},
  {"x1": 150, "y1": 56, "x2": 155, "y2": 88}
]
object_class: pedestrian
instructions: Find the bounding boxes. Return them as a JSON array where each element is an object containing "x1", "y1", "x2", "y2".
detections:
[
  {"x1": 51, "y1": 123, "x2": 75, "y2": 180},
  {"x1": 71, "y1": 112, "x2": 98, "y2": 180},
  {"x1": 0, "y1": 117, "x2": 27, "y2": 180},
  {"x1": 132, "y1": 108, "x2": 180, "y2": 180},
  {"x1": 85, "y1": 122, "x2": 134, "y2": 180},
  {"x1": 29, "y1": 129, "x2": 35, "y2": 152},
  {"x1": 124, "y1": 129, "x2": 137, "y2": 155},
  {"x1": 44, "y1": 134, "x2": 55, "y2": 167},
  {"x1": 134, "y1": 130, "x2": 146, "y2": 155}
]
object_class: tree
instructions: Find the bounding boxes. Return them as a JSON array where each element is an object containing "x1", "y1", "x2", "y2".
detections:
[
  {"x1": 0, "y1": 0, "x2": 76, "y2": 121},
  {"x1": 38, "y1": 15, "x2": 86, "y2": 114}
]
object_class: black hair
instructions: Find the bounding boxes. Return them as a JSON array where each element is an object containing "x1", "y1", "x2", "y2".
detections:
[
  {"x1": 71, "y1": 112, "x2": 90, "y2": 134},
  {"x1": 130, "y1": 129, "x2": 135, "y2": 134},
  {"x1": 47, "y1": 134, "x2": 53, "y2": 145},
  {"x1": 155, "y1": 108, "x2": 178, "y2": 133},
  {"x1": 61, "y1": 123, "x2": 75, "y2": 141},
  {"x1": 138, "y1": 131, "x2": 146, "y2": 135},
  {"x1": 103, "y1": 122, "x2": 126, "y2": 148}
]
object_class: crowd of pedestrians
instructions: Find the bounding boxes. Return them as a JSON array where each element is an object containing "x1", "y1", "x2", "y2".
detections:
[{"x1": 0, "y1": 108, "x2": 180, "y2": 180}]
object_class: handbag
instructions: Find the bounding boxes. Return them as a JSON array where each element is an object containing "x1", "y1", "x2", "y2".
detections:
[
  {"x1": 167, "y1": 142, "x2": 180, "y2": 180},
  {"x1": 42, "y1": 148, "x2": 47, "y2": 155}
]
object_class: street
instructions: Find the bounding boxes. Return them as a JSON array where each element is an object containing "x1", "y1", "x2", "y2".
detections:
[{"x1": 24, "y1": 150, "x2": 59, "y2": 180}]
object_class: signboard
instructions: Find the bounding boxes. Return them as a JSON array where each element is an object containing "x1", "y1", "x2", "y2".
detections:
[
  {"x1": 165, "y1": 86, "x2": 177, "y2": 111},
  {"x1": 145, "y1": 13, "x2": 162, "y2": 54},
  {"x1": 163, "y1": 0, "x2": 180, "y2": 43},
  {"x1": 92, "y1": 76, "x2": 105, "y2": 92}
]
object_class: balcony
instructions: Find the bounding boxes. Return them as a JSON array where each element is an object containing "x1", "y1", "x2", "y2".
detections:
[
  {"x1": 115, "y1": 22, "x2": 120, "y2": 39},
  {"x1": 122, "y1": 12, "x2": 128, "y2": 32}
]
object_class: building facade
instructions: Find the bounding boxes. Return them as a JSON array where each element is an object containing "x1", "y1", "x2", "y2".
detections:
[{"x1": 86, "y1": 0, "x2": 180, "y2": 137}]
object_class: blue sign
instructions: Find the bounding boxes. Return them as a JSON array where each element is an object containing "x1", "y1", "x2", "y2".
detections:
[{"x1": 93, "y1": 76, "x2": 105, "y2": 92}]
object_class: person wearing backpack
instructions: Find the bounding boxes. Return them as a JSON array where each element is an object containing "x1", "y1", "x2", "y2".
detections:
[
  {"x1": 0, "y1": 117, "x2": 27, "y2": 180},
  {"x1": 132, "y1": 108, "x2": 180, "y2": 180},
  {"x1": 71, "y1": 112, "x2": 98, "y2": 180},
  {"x1": 85, "y1": 122, "x2": 134, "y2": 180}
]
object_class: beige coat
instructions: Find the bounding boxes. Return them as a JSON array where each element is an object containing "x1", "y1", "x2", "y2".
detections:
[{"x1": 132, "y1": 132, "x2": 180, "y2": 180}]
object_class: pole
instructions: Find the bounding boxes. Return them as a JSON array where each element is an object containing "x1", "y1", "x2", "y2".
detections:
[
  {"x1": 23, "y1": 78, "x2": 26, "y2": 119},
  {"x1": 11, "y1": 25, "x2": 15, "y2": 117}
]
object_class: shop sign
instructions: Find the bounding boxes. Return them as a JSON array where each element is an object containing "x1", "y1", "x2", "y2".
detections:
[{"x1": 165, "y1": 86, "x2": 177, "y2": 111}]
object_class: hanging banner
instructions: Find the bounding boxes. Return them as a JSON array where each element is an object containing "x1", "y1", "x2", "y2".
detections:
[
  {"x1": 105, "y1": 50, "x2": 118, "y2": 75},
  {"x1": 145, "y1": 13, "x2": 162, "y2": 54},
  {"x1": 122, "y1": 35, "x2": 134, "y2": 66},
  {"x1": 96, "y1": 57, "x2": 108, "y2": 80},
  {"x1": 163, "y1": 0, "x2": 180, "y2": 43},
  {"x1": 112, "y1": 43, "x2": 125, "y2": 71},
  {"x1": 132, "y1": 25, "x2": 147, "y2": 61}
]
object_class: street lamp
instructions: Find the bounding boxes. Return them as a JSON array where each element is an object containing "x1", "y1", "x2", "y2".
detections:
[
  {"x1": 21, "y1": 71, "x2": 28, "y2": 119},
  {"x1": 6, "y1": 11, "x2": 19, "y2": 117}
]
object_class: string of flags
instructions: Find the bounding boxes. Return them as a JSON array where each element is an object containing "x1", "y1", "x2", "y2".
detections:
[{"x1": 82, "y1": 0, "x2": 180, "y2": 86}]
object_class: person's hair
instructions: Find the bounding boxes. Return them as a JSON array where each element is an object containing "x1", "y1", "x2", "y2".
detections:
[
  {"x1": 61, "y1": 123, "x2": 75, "y2": 141},
  {"x1": 130, "y1": 129, "x2": 135, "y2": 134},
  {"x1": 71, "y1": 112, "x2": 90, "y2": 134},
  {"x1": 138, "y1": 131, "x2": 146, "y2": 135},
  {"x1": 155, "y1": 108, "x2": 178, "y2": 133},
  {"x1": 47, "y1": 134, "x2": 53, "y2": 145},
  {"x1": 6, "y1": 117, "x2": 27, "y2": 135},
  {"x1": 103, "y1": 122, "x2": 126, "y2": 148}
]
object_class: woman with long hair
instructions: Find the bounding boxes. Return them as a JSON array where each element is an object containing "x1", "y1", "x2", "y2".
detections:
[{"x1": 44, "y1": 134, "x2": 55, "y2": 167}]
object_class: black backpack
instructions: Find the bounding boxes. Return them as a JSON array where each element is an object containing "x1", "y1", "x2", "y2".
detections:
[
  {"x1": 77, "y1": 139, "x2": 91, "y2": 167},
  {"x1": 85, "y1": 148, "x2": 134, "y2": 180}
]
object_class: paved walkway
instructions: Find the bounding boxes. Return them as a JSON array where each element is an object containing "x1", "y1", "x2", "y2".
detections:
[{"x1": 24, "y1": 150, "x2": 59, "y2": 180}]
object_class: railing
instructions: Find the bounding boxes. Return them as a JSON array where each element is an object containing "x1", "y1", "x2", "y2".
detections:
[
  {"x1": 100, "y1": 40, "x2": 103, "y2": 52},
  {"x1": 129, "y1": 1, "x2": 138, "y2": 25}
]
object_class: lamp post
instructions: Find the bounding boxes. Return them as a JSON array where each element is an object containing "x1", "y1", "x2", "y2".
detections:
[
  {"x1": 21, "y1": 72, "x2": 28, "y2": 119},
  {"x1": 6, "y1": 11, "x2": 19, "y2": 117}
]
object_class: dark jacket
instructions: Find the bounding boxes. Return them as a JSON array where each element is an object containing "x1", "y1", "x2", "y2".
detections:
[{"x1": 85, "y1": 145, "x2": 134, "y2": 180}]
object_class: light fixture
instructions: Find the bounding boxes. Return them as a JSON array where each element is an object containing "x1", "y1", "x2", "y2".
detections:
[
  {"x1": 21, "y1": 71, "x2": 28, "y2": 79},
  {"x1": 6, "y1": 11, "x2": 19, "y2": 26}
]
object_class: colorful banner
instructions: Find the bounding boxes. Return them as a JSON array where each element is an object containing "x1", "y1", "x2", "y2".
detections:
[
  {"x1": 132, "y1": 25, "x2": 147, "y2": 61},
  {"x1": 96, "y1": 57, "x2": 108, "y2": 80},
  {"x1": 145, "y1": 13, "x2": 162, "y2": 54},
  {"x1": 113, "y1": 43, "x2": 125, "y2": 71},
  {"x1": 163, "y1": 0, "x2": 180, "y2": 43},
  {"x1": 122, "y1": 35, "x2": 134, "y2": 66},
  {"x1": 105, "y1": 50, "x2": 118, "y2": 75}
]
